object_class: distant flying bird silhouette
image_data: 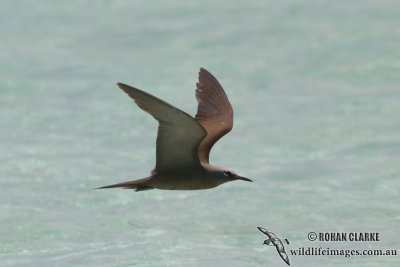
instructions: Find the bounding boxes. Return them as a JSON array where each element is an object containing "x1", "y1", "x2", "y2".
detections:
[
  {"x1": 257, "y1": 227, "x2": 290, "y2": 266},
  {"x1": 98, "y1": 68, "x2": 252, "y2": 192}
]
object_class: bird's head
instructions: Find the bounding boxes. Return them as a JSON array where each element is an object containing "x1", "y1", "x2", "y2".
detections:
[
  {"x1": 218, "y1": 170, "x2": 253, "y2": 183},
  {"x1": 263, "y1": 239, "x2": 273, "y2": 245}
]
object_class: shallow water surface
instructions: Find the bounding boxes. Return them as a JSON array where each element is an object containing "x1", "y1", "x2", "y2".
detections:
[{"x1": 1, "y1": 1, "x2": 399, "y2": 266}]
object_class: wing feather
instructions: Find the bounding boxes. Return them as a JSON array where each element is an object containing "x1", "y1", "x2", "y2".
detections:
[
  {"x1": 194, "y1": 68, "x2": 233, "y2": 163},
  {"x1": 117, "y1": 83, "x2": 206, "y2": 173}
]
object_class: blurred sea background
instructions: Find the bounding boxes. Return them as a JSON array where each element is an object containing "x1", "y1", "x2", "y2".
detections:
[{"x1": 1, "y1": 1, "x2": 399, "y2": 266}]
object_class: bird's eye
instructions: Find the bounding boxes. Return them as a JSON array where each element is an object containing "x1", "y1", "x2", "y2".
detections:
[{"x1": 223, "y1": 171, "x2": 231, "y2": 176}]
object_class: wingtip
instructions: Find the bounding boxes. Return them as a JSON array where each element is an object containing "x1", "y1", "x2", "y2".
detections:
[
  {"x1": 199, "y1": 67, "x2": 208, "y2": 74},
  {"x1": 257, "y1": 227, "x2": 268, "y2": 234},
  {"x1": 116, "y1": 82, "x2": 133, "y2": 93}
]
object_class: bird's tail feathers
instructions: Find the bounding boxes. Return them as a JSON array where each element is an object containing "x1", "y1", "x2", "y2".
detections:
[{"x1": 96, "y1": 177, "x2": 153, "y2": 191}]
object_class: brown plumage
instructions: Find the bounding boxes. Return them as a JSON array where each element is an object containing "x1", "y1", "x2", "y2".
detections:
[
  {"x1": 195, "y1": 68, "x2": 233, "y2": 164},
  {"x1": 97, "y1": 68, "x2": 252, "y2": 192}
]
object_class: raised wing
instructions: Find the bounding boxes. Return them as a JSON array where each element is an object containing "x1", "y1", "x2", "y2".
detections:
[
  {"x1": 117, "y1": 83, "x2": 206, "y2": 173},
  {"x1": 195, "y1": 68, "x2": 233, "y2": 163},
  {"x1": 257, "y1": 227, "x2": 273, "y2": 239}
]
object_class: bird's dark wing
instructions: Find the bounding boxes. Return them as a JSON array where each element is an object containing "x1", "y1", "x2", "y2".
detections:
[
  {"x1": 118, "y1": 83, "x2": 206, "y2": 173},
  {"x1": 194, "y1": 68, "x2": 233, "y2": 164},
  {"x1": 257, "y1": 227, "x2": 273, "y2": 239},
  {"x1": 275, "y1": 245, "x2": 290, "y2": 266}
]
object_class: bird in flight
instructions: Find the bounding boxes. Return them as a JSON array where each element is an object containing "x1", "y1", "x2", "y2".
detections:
[
  {"x1": 257, "y1": 227, "x2": 291, "y2": 266},
  {"x1": 98, "y1": 68, "x2": 252, "y2": 192}
]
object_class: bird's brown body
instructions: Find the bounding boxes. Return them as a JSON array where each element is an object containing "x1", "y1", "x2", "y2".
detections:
[
  {"x1": 150, "y1": 171, "x2": 225, "y2": 190},
  {"x1": 98, "y1": 68, "x2": 252, "y2": 192}
]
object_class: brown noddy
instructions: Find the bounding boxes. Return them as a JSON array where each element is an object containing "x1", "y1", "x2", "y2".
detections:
[{"x1": 98, "y1": 68, "x2": 252, "y2": 191}]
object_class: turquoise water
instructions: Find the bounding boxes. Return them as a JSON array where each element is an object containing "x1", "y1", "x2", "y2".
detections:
[{"x1": 1, "y1": 1, "x2": 399, "y2": 266}]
